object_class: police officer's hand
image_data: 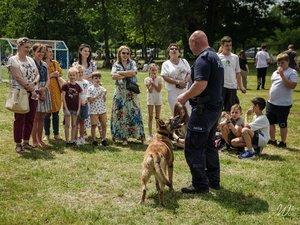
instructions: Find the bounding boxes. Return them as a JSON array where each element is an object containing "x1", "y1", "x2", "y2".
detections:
[{"x1": 177, "y1": 93, "x2": 187, "y2": 105}]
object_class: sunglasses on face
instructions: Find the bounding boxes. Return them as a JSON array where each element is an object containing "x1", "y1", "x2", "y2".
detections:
[
  {"x1": 170, "y1": 47, "x2": 178, "y2": 51},
  {"x1": 121, "y1": 52, "x2": 130, "y2": 55}
]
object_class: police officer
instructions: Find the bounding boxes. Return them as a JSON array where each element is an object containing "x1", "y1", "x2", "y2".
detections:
[{"x1": 177, "y1": 30, "x2": 224, "y2": 193}]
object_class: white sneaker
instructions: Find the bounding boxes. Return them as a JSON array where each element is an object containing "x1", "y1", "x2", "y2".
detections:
[
  {"x1": 76, "y1": 139, "x2": 82, "y2": 145},
  {"x1": 80, "y1": 137, "x2": 86, "y2": 145}
]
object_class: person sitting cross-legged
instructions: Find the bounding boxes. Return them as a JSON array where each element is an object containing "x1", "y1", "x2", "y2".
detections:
[{"x1": 231, "y1": 97, "x2": 270, "y2": 159}]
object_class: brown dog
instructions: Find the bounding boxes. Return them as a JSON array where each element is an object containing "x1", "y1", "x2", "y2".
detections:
[{"x1": 139, "y1": 117, "x2": 182, "y2": 206}]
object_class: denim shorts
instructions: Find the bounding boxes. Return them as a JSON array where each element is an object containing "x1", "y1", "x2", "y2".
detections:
[
  {"x1": 78, "y1": 104, "x2": 89, "y2": 120},
  {"x1": 63, "y1": 109, "x2": 77, "y2": 116}
]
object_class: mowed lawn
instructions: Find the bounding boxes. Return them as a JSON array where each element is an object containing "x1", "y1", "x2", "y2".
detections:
[{"x1": 0, "y1": 64, "x2": 299, "y2": 225}]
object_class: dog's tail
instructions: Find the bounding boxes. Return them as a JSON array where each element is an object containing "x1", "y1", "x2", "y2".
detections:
[{"x1": 152, "y1": 153, "x2": 171, "y2": 187}]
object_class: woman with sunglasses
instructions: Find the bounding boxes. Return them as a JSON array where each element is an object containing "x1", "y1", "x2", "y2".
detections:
[
  {"x1": 161, "y1": 43, "x2": 191, "y2": 115},
  {"x1": 111, "y1": 45, "x2": 145, "y2": 146},
  {"x1": 7, "y1": 37, "x2": 40, "y2": 154}
]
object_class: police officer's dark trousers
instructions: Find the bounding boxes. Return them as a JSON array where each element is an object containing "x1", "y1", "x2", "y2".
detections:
[{"x1": 184, "y1": 107, "x2": 221, "y2": 190}]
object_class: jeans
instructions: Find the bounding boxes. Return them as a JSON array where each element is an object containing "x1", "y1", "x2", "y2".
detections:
[{"x1": 44, "y1": 111, "x2": 60, "y2": 136}]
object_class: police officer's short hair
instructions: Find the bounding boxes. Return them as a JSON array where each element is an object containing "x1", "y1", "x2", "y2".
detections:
[{"x1": 251, "y1": 97, "x2": 266, "y2": 111}]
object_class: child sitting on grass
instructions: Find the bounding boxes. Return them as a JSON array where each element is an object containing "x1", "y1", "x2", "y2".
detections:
[
  {"x1": 87, "y1": 72, "x2": 108, "y2": 146},
  {"x1": 218, "y1": 104, "x2": 244, "y2": 151},
  {"x1": 231, "y1": 97, "x2": 270, "y2": 159}
]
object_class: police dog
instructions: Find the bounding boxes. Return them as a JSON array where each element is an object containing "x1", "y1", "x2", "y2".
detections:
[{"x1": 139, "y1": 116, "x2": 182, "y2": 206}]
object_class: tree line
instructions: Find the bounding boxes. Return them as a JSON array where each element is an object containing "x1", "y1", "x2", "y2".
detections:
[{"x1": 0, "y1": 0, "x2": 299, "y2": 67}]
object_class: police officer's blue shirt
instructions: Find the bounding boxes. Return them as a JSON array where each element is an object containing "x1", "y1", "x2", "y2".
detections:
[{"x1": 188, "y1": 47, "x2": 224, "y2": 110}]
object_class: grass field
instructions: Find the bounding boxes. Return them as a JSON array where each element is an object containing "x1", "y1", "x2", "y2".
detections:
[{"x1": 0, "y1": 64, "x2": 299, "y2": 225}]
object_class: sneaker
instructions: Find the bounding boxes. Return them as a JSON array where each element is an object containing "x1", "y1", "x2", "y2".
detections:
[
  {"x1": 23, "y1": 143, "x2": 35, "y2": 150},
  {"x1": 148, "y1": 135, "x2": 153, "y2": 140},
  {"x1": 220, "y1": 144, "x2": 230, "y2": 151},
  {"x1": 181, "y1": 185, "x2": 209, "y2": 194},
  {"x1": 15, "y1": 145, "x2": 24, "y2": 154},
  {"x1": 54, "y1": 135, "x2": 62, "y2": 140},
  {"x1": 80, "y1": 137, "x2": 86, "y2": 145},
  {"x1": 122, "y1": 140, "x2": 128, "y2": 146},
  {"x1": 253, "y1": 146, "x2": 262, "y2": 155},
  {"x1": 238, "y1": 150, "x2": 255, "y2": 159},
  {"x1": 277, "y1": 141, "x2": 287, "y2": 148},
  {"x1": 101, "y1": 140, "x2": 108, "y2": 146},
  {"x1": 43, "y1": 135, "x2": 50, "y2": 141},
  {"x1": 268, "y1": 140, "x2": 277, "y2": 146},
  {"x1": 92, "y1": 141, "x2": 98, "y2": 146},
  {"x1": 76, "y1": 139, "x2": 82, "y2": 146}
]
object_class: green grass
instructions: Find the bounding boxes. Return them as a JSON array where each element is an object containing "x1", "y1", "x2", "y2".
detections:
[{"x1": 0, "y1": 64, "x2": 299, "y2": 225}]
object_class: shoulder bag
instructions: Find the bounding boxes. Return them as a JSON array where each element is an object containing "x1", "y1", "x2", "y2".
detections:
[
  {"x1": 5, "y1": 86, "x2": 29, "y2": 114},
  {"x1": 119, "y1": 62, "x2": 140, "y2": 94}
]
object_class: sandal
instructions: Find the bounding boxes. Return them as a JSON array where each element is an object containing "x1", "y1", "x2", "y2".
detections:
[
  {"x1": 15, "y1": 145, "x2": 24, "y2": 154},
  {"x1": 23, "y1": 143, "x2": 35, "y2": 150}
]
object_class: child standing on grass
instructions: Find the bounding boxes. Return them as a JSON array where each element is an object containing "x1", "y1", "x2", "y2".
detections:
[
  {"x1": 144, "y1": 63, "x2": 162, "y2": 139},
  {"x1": 218, "y1": 104, "x2": 244, "y2": 150},
  {"x1": 231, "y1": 97, "x2": 270, "y2": 159},
  {"x1": 87, "y1": 72, "x2": 108, "y2": 146},
  {"x1": 75, "y1": 65, "x2": 90, "y2": 145},
  {"x1": 62, "y1": 67, "x2": 82, "y2": 146},
  {"x1": 266, "y1": 52, "x2": 298, "y2": 148}
]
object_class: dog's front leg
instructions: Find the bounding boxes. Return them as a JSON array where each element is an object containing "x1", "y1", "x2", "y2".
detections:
[{"x1": 168, "y1": 164, "x2": 174, "y2": 190}]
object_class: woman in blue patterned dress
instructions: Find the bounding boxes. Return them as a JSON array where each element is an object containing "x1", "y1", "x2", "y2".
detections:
[
  {"x1": 31, "y1": 43, "x2": 51, "y2": 147},
  {"x1": 111, "y1": 46, "x2": 146, "y2": 145}
]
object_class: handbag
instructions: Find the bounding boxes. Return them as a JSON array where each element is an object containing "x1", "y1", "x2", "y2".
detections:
[
  {"x1": 126, "y1": 78, "x2": 140, "y2": 94},
  {"x1": 5, "y1": 88, "x2": 29, "y2": 113},
  {"x1": 119, "y1": 62, "x2": 140, "y2": 94},
  {"x1": 53, "y1": 61, "x2": 66, "y2": 90}
]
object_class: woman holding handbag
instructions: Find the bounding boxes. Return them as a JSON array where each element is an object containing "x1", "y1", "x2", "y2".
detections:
[
  {"x1": 111, "y1": 45, "x2": 145, "y2": 145},
  {"x1": 43, "y1": 45, "x2": 64, "y2": 141},
  {"x1": 6, "y1": 37, "x2": 40, "y2": 154}
]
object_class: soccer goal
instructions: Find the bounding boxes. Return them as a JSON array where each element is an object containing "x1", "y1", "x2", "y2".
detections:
[{"x1": 0, "y1": 38, "x2": 69, "y2": 81}]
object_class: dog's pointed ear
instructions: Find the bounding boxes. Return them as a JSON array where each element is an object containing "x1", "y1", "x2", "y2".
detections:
[{"x1": 156, "y1": 118, "x2": 166, "y2": 127}]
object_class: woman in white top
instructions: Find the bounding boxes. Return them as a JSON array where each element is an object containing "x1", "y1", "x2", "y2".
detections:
[
  {"x1": 161, "y1": 43, "x2": 191, "y2": 115},
  {"x1": 7, "y1": 37, "x2": 40, "y2": 153}
]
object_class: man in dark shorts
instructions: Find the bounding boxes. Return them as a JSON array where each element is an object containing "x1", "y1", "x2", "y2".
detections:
[{"x1": 177, "y1": 30, "x2": 224, "y2": 193}]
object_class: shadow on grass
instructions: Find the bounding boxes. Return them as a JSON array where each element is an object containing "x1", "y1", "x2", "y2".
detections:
[
  {"x1": 180, "y1": 188, "x2": 269, "y2": 215},
  {"x1": 285, "y1": 146, "x2": 300, "y2": 152},
  {"x1": 21, "y1": 147, "x2": 60, "y2": 160},
  {"x1": 113, "y1": 141, "x2": 148, "y2": 152},
  {"x1": 147, "y1": 189, "x2": 180, "y2": 210},
  {"x1": 257, "y1": 153, "x2": 285, "y2": 161},
  {"x1": 72, "y1": 143, "x2": 121, "y2": 153}
]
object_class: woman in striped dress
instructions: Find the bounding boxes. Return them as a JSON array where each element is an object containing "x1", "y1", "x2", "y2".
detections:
[{"x1": 31, "y1": 43, "x2": 51, "y2": 147}]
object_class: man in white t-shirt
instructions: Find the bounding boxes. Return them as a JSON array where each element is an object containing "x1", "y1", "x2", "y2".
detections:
[
  {"x1": 218, "y1": 36, "x2": 246, "y2": 112},
  {"x1": 255, "y1": 45, "x2": 270, "y2": 90}
]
